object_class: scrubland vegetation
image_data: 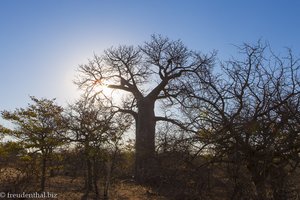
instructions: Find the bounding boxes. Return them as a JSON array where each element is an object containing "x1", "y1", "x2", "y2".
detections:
[{"x1": 1, "y1": 35, "x2": 300, "y2": 199}]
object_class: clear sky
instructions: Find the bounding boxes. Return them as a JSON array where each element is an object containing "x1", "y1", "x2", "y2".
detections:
[{"x1": 1, "y1": 0, "x2": 300, "y2": 113}]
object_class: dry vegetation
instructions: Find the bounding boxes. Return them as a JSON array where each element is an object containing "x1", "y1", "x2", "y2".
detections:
[
  {"x1": 1, "y1": 36, "x2": 300, "y2": 199},
  {"x1": 0, "y1": 168, "x2": 167, "y2": 200},
  {"x1": 2, "y1": 162, "x2": 299, "y2": 200}
]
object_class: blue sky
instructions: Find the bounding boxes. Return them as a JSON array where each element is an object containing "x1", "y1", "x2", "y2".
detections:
[{"x1": 1, "y1": 0, "x2": 300, "y2": 114}]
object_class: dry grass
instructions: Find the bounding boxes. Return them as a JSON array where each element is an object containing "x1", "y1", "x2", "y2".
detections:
[
  {"x1": 0, "y1": 167, "x2": 24, "y2": 182},
  {"x1": 4, "y1": 167, "x2": 299, "y2": 200},
  {"x1": 48, "y1": 177, "x2": 168, "y2": 200},
  {"x1": 1, "y1": 169, "x2": 167, "y2": 200},
  {"x1": 110, "y1": 181, "x2": 167, "y2": 200},
  {"x1": 46, "y1": 176, "x2": 84, "y2": 200}
]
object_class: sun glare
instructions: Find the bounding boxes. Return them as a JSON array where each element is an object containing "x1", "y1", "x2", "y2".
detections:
[
  {"x1": 100, "y1": 84, "x2": 112, "y2": 96},
  {"x1": 91, "y1": 79, "x2": 125, "y2": 105},
  {"x1": 93, "y1": 79, "x2": 113, "y2": 97}
]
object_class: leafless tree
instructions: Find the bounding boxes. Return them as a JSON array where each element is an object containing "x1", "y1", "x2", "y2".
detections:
[
  {"x1": 66, "y1": 98, "x2": 112, "y2": 199},
  {"x1": 187, "y1": 42, "x2": 300, "y2": 199},
  {"x1": 75, "y1": 35, "x2": 215, "y2": 182},
  {"x1": 66, "y1": 97, "x2": 131, "y2": 199}
]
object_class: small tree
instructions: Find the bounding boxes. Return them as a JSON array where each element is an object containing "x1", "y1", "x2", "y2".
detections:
[
  {"x1": 0, "y1": 141, "x2": 26, "y2": 167},
  {"x1": 1, "y1": 96, "x2": 66, "y2": 191},
  {"x1": 66, "y1": 98, "x2": 111, "y2": 199},
  {"x1": 66, "y1": 98, "x2": 131, "y2": 199}
]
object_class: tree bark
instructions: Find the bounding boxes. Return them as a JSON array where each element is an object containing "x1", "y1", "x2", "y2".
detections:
[
  {"x1": 86, "y1": 158, "x2": 93, "y2": 190},
  {"x1": 135, "y1": 98, "x2": 157, "y2": 183},
  {"x1": 82, "y1": 157, "x2": 93, "y2": 200},
  {"x1": 82, "y1": 141, "x2": 93, "y2": 200},
  {"x1": 248, "y1": 165, "x2": 269, "y2": 200},
  {"x1": 40, "y1": 155, "x2": 47, "y2": 192},
  {"x1": 92, "y1": 157, "x2": 99, "y2": 200}
]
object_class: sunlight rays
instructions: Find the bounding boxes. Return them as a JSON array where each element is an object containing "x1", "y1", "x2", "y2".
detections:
[{"x1": 92, "y1": 79, "x2": 112, "y2": 97}]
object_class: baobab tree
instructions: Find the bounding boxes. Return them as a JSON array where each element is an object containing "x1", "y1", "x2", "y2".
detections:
[{"x1": 75, "y1": 35, "x2": 215, "y2": 182}]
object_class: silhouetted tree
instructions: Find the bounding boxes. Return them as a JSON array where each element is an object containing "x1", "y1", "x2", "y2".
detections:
[
  {"x1": 66, "y1": 97, "x2": 131, "y2": 199},
  {"x1": 187, "y1": 42, "x2": 300, "y2": 199},
  {"x1": 0, "y1": 141, "x2": 26, "y2": 168},
  {"x1": 75, "y1": 35, "x2": 215, "y2": 182},
  {"x1": 66, "y1": 98, "x2": 111, "y2": 199},
  {"x1": 0, "y1": 96, "x2": 66, "y2": 191}
]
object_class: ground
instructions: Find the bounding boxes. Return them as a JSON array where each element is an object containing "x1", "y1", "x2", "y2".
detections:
[
  {"x1": 0, "y1": 168, "x2": 167, "y2": 200},
  {"x1": 49, "y1": 176, "x2": 167, "y2": 200}
]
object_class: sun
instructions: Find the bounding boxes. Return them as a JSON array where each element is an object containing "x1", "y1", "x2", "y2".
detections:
[
  {"x1": 100, "y1": 84, "x2": 112, "y2": 96},
  {"x1": 92, "y1": 79, "x2": 113, "y2": 96},
  {"x1": 91, "y1": 78, "x2": 124, "y2": 105}
]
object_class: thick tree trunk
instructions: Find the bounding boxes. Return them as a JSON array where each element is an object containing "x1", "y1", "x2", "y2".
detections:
[{"x1": 135, "y1": 98, "x2": 157, "y2": 183}]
